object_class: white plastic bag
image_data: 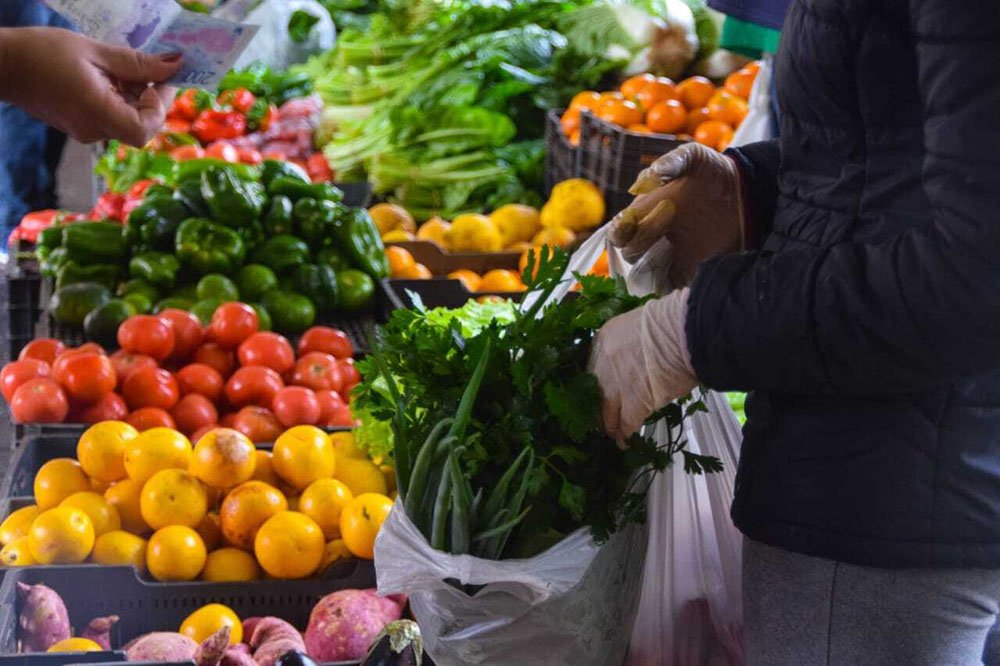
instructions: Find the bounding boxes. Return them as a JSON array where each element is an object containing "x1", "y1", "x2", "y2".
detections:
[
  {"x1": 214, "y1": 0, "x2": 335, "y2": 70},
  {"x1": 730, "y1": 54, "x2": 774, "y2": 147}
]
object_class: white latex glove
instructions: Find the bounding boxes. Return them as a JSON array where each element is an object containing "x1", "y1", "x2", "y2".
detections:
[
  {"x1": 589, "y1": 289, "x2": 697, "y2": 442},
  {"x1": 609, "y1": 143, "x2": 744, "y2": 287}
]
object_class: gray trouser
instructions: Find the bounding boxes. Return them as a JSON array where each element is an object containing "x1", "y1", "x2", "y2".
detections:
[{"x1": 744, "y1": 539, "x2": 1000, "y2": 665}]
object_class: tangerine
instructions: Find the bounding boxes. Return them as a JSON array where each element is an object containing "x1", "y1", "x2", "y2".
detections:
[
  {"x1": 146, "y1": 525, "x2": 206, "y2": 581},
  {"x1": 104, "y1": 479, "x2": 151, "y2": 535},
  {"x1": 34, "y1": 458, "x2": 91, "y2": 510},
  {"x1": 254, "y1": 511, "x2": 325, "y2": 579},
  {"x1": 140, "y1": 469, "x2": 208, "y2": 529},
  {"x1": 619, "y1": 73, "x2": 655, "y2": 99},
  {"x1": 339, "y1": 493, "x2": 393, "y2": 560},
  {"x1": 385, "y1": 246, "x2": 416, "y2": 278},
  {"x1": 645, "y1": 99, "x2": 687, "y2": 134},
  {"x1": 635, "y1": 77, "x2": 677, "y2": 111},
  {"x1": 694, "y1": 120, "x2": 735, "y2": 151},
  {"x1": 219, "y1": 481, "x2": 288, "y2": 550},
  {"x1": 190, "y1": 428, "x2": 256, "y2": 489},
  {"x1": 299, "y1": 478, "x2": 354, "y2": 540},
  {"x1": 77, "y1": 420, "x2": 138, "y2": 482},
  {"x1": 676, "y1": 76, "x2": 715, "y2": 109},
  {"x1": 272, "y1": 426, "x2": 335, "y2": 490}
]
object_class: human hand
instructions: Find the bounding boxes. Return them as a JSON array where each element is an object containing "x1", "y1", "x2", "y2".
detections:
[
  {"x1": 0, "y1": 27, "x2": 181, "y2": 146},
  {"x1": 609, "y1": 143, "x2": 744, "y2": 286},
  {"x1": 589, "y1": 289, "x2": 697, "y2": 442}
]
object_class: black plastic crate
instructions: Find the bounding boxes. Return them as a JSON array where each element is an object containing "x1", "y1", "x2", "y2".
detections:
[
  {"x1": 336, "y1": 182, "x2": 373, "y2": 209},
  {"x1": 0, "y1": 565, "x2": 372, "y2": 662},
  {"x1": 544, "y1": 110, "x2": 579, "y2": 196},
  {"x1": 385, "y1": 278, "x2": 527, "y2": 310},
  {"x1": 0, "y1": 652, "x2": 128, "y2": 666}
]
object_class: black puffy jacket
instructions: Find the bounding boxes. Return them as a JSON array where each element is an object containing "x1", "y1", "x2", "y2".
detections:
[{"x1": 687, "y1": 0, "x2": 1000, "y2": 568}]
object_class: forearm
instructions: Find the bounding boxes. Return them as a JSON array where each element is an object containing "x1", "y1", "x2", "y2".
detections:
[{"x1": 725, "y1": 140, "x2": 780, "y2": 249}]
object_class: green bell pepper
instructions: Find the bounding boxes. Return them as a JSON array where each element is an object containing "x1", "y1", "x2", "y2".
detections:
[
  {"x1": 315, "y1": 246, "x2": 352, "y2": 273},
  {"x1": 118, "y1": 278, "x2": 161, "y2": 302},
  {"x1": 332, "y1": 208, "x2": 389, "y2": 278},
  {"x1": 56, "y1": 260, "x2": 122, "y2": 291},
  {"x1": 174, "y1": 179, "x2": 209, "y2": 218},
  {"x1": 122, "y1": 292, "x2": 154, "y2": 314},
  {"x1": 142, "y1": 183, "x2": 175, "y2": 201},
  {"x1": 175, "y1": 218, "x2": 246, "y2": 275},
  {"x1": 173, "y1": 158, "x2": 260, "y2": 185},
  {"x1": 129, "y1": 251, "x2": 181, "y2": 289},
  {"x1": 49, "y1": 283, "x2": 111, "y2": 327},
  {"x1": 196, "y1": 274, "x2": 240, "y2": 302},
  {"x1": 63, "y1": 221, "x2": 127, "y2": 263},
  {"x1": 336, "y1": 269, "x2": 376, "y2": 311},
  {"x1": 263, "y1": 195, "x2": 294, "y2": 235},
  {"x1": 260, "y1": 159, "x2": 309, "y2": 187},
  {"x1": 267, "y1": 176, "x2": 343, "y2": 203},
  {"x1": 251, "y1": 234, "x2": 310, "y2": 275},
  {"x1": 37, "y1": 225, "x2": 65, "y2": 254},
  {"x1": 293, "y1": 198, "x2": 346, "y2": 245},
  {"x1": 236, "y1": 264, "x2": 278, "y2": 302},
  {"x1": 292, "y1": 264, "x2": 339, "y2": 314},
  {"x1": 238, "y1": 219, "x2": 266, "y2": 250},
  {"x1": 201, "y1": 166, "x2": 266, "y2": 227},
  {"x1": 128, "y1": 198, "x2": 191, "y2": 251},
  {"x1": 153, "y1": 297, "x2": 194, "y2": 313},
  {"x1": 262, "y1": 289, "x2": 315, "y2": 334},
  {"x1": 39, "y1": 247, "x2": 68, "y2": 279}
]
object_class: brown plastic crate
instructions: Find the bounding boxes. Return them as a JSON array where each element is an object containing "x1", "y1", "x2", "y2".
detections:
[
  {"x1": 544, "y1": 109, "x2": 579, "y2": 195},
  {"x1": 385, "y1": 241, "x2": 520, "y2": 277}
]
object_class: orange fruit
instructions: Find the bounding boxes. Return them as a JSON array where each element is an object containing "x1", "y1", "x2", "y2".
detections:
[
  {"x1": 385, "y1": 246, "x2": 416, "y2": 277},
  {"x1": 368, "y1": 203, "x2": 415, "y2": 236},
  {"x1": 91, "y1": 530, "x2": 147, "y2": 569},
  {"x1": 568, "y1": 130, "x2": 580, "y2": 146},
  {"x1": 34, "y1": 458, "x2": 91, "y2": 510},
  {"x1": 531, "y1": 226, "x2": 577, "y2": 249},
  {"x1": 569, "y1": 90, "x2": 601, "y2": 111},
  {"x1": 249, "y1": 450, "x2": 281, "y2": 486},
  {"x1": 299, "y1": 478, "x2": 353, "y2": 540},
  {"x1": 598, "y1": 91, "x2": 624, "y2": 103},
  {"x1": 620, "y1": 73, "x2": 655, "y2": 99},
  {"x1": 560, "y1": 107, "x2": 581, "y2": 136},
  {"x1": 0, "y1": 505, "x2": 41, "y2": 546},
  {"x1": 382, "y1": 230, "x2": 415, "y2": 243},
  {"x1": 694, "y1": 120, "x2": 735, "y2": 151},
  {"x1": 685, "y1": 106, "x2": 712, "y2": 135},
  {"x1": 180, "y1": 604, "x2": 242, "y2": 645},
  {"x1": 707, "y1": 90, "x2": 749, "y2": 127},
  {"x1": 60, "y1": 492, "x2": 120, "y2": 537},
  {"x1": 395, "y1": 263, "x2": 432, "y2": 280},
  {"x1": 448, "y1": 270, "x2": 482, "y2": 292},
  {"x1": 724, "y1": 68, "x2": 757, "y2": 99},
  {"x1": 320, "y1": 539, "x2": 352, "y2": 571},
  {"x1": 77, "y1": 420, "x2": 138, "y2": 482},
  {"x1": 330, "y1": 431, "x2": 365, "y2": 460},
  {"x1": 635, "y1": 77, "x2": 677, "y2": 111},
  {"x1": 416, "y1": 217, "x2": 451, "y2": 248},
  {"x1": 645, "y1": 99, "x2": 687, "y2": 134},
  {"x1": 28, "y1": 507, "x2": 95, "y2": 564},
  {"x1": 744, "y1": 60, "x2": 762, "y2": 76},
  {"x1": 0, "y1": 536, "x2": 36, "y2": 567},
  {"x1": 340, "y1": 493, "x2": 393, "y2": 559},
  {"x1": 196, "y1": 512, "x2": 222, "y2": 551},
  {"x1": 272, "y1": 426, "x2": 335, "y2": 490},
  {"x1": 596, "y1": 99, "x2": 644, "y2": 128},
  {"x1": 590, "y1": 250, "x2": 610, "y2": 276},
  {"x1": 219, "y1": 481, "x2": 288, "y2": 550},
  {"x1": 676, "y1": 76, "x2": 715, "y2": 109},
  {"x1": 104, "y1": 479, "x2": 150, "y2": 535},
  {"x1": 628, "y1": 124, "x2": 652, "y2": 133},
  {"x1": 254, "y1": 511, "x2": 325, "y2": 579},
  {"x1": 190, "y1": 428, "x2": 256, "y2": 489},
  {"x1": 140, "y1": 469, "x2": 208, "y2": 530},
  {"x1": 200, "y1": 547, "x2": 260, "y2": 582},
  {"x1": 146, "y1": 525, "x2": 206, "y2": 581},
  {"x1": 333, "y1": 458, "x2": 387, "y2": 498},
  {"x1": 47, "y1": 638, "x2": 103, "y2": 653},
  {"x1": 479, "y1": 269, "x2": 526, "y2": 293},
  {"x1": 124, "y1": 427, "x2": 192, "y2": 484}
]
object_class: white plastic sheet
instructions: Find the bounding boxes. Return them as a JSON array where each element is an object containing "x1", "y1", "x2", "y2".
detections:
[
  {"x1": 730, "y1": 54, "x2": 774, "y2": 147},
  {"x1": 214, "y1": 0, "x2": 335, "y2": 71}
]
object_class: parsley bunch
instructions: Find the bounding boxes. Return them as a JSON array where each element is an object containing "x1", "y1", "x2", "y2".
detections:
[{"x1": 355, "y1": 248, "x2": 720, "y2": 559}]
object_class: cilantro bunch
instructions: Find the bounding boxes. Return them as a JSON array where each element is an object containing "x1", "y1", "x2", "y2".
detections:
[{"x1": 355, "y1": 249, "x2": 720, "y2": 560}]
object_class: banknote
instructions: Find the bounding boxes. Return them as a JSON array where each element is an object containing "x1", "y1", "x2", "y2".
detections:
[{"x1": 43, "y1": 0, "x2": 259, "y2": 88}]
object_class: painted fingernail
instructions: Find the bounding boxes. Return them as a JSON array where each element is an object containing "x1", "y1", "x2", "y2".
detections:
[{"x1": 160, "y1": 52, "x2": 182, "y2": 63}]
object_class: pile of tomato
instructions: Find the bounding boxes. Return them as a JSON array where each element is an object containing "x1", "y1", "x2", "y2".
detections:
[{"x1": 1, "y1": 305, "x2": 359, "y2": 441}]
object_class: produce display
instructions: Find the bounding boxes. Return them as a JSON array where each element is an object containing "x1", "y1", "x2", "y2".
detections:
[
  {"x1": 560, "y1": 64, "x2": 761, "y2": 150},
  {"x1": 15, "y1": 583, "x2": 418, "y2": 663},
  {"x1": 38, "y1": 158, "x2": 387, "y2": 338},
  {"x1": 1, "y1": 321, "x2": 358, "y2": 432},
  {"x1": 0, "y1": 420, "x2": 394, "y2": 577}
]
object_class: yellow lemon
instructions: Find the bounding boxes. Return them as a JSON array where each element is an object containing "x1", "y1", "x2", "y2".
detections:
[
  {"x1": 104, "y1": 479, "x2": 150, "y2": 536},
  {"x1": 77, "y1": 420, "x2": 138, "y2": 482},
  {"x1": 490, "y1": 204, "x2": 540, "y2": 245},
  {"x1": 0, "y1": 505, "x2": 41, "y2": 546},
  {"x1": 369, "y1": 203, "x2": 416, "y2": 235},
  {"x1": 272, "y1": 426, "x2": 335, "y2": 490},
  {"x1": 531, "y1": 226, "x2": 577, "y2": 249},
  {"x1": 381, "y1": 229, "x2": 415, "y2": 243},
  {"x1": 299, "y1": 479, "x2": 353, "y2": 540},
  {"x1": 415, "y1": 217, "x2": 451, "y2": 248},
  {"x1": 28, "y1": 507, "x2": 95, "y2": 564},
  {"x1": 200, "y1": 547, "x2": 260, "y2": 582},
  {"x1": 60, "y1": 492, "x2": 121, "y2": 537},
  {"x1": 333, "y1": 458, "x2": 388, "y2": 498},
  {"x1": 140, "y1": 469, "x2": 208, "y2": 530},
  {"x1": 124, "y1": 428, "x2": 192, "y2": 484},
  {"x1": 47, "y1": 638, "x2": 103, "y2": 653},
  {"x1": 146, "y1": 525, "x2": 206, "y2": 581},
  {"x1": 34, "y1": 459, "x2": 91, "y2": 510},
  {"x1": 540, "y1": 179, "x2": 605, "y2": 231},
  {"x1": 91, "y1": 530, "x2": 147, "y2": 570},
  {"x1": 0, "y1": 536, "x2": 36, "y2": 566},
  {"x1": 320, "y1": 539, "x2": 352, "y2": 571},
  {"x1": 180, "y1": 603, "x2": 242, "y2": 645},
  {"x1": 446, "y1": 214, "x2": 502, "y2": 252}
]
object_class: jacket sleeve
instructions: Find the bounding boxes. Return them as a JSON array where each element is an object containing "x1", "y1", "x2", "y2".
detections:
[
  {"x1": 724, "y1": 140, "x2": 781, "y2": 249},
  {"x1": 686, "y1": 1, "x2": 1000, "y2": 397}
]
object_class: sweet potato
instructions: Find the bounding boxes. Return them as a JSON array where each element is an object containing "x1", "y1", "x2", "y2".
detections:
[
  {"x1": 222, "y1": 643, "x2": 257, "y2": 666},
  {"x1": 194, "y1": 626, "x2": 231, "y2": 666},
  {"x1": 125, "y1": 632, "x2": 198, "y2": 662},
  {"x1": 16, "y1": 582, "x2": 70, "y2": 652},
  {"x1": 247, "y1": 617, "x2": 306, "y2": 666},
  {"x1": 82, "y1": 615, "x2": 119, "y2": 651},
  {"x1": 303, "y1": 589, "x2": 405, "y2": 662}
]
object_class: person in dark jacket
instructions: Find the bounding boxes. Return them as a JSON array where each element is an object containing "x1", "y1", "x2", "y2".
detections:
[{"x1": 590, "y1": 0, "x2": 1000, "y2": 662}]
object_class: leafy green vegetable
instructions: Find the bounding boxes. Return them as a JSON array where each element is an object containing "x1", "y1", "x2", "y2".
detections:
[
  {"x1": 289, "y1": 9, "x2": 322, "y2": 44},
  {"x1": 96, "y1": 142, "x2": 174, "y2": 193}
]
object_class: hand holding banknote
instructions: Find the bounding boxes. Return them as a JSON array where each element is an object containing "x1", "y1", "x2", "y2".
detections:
[{"x1": 0, "y1": 27, "x2": 180, "y2": 146}]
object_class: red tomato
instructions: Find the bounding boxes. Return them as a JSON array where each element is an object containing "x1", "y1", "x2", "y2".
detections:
[
  {"x1": 156, "y1": 309, "x2": 204, "y2": 363},
  {"x1": 205, "y1": 141, "x2": 239, "y2": 163},
  {"x1": 70, "y1": 392, "x2": 128, "y2": 424},
  {"x1": 122, "y1": 367, "x2": 179, "y2": 411},
  {"x1": 306, "y1": 153, "x2": 334, "y2": 183},
  {"x1": 108, "y1": 351, "x2": 158, "y2": 388},
  {"x1": 316, "y1": 389, "x2": 354, "y2": 427},
  {"x1": 118, "y1": 315, "x2": 176, "y2": 361},
  {"x1": 169, "y1": 145, "x2": 205, "y2": 161},
  {"x1": 297, "y1": 327, "x2": 353, "y2": 360},
  {"x1": 232, "y1": 406, "x2": 284, "y2": 443},
  {"x1": 190, "y1": 423, "x2": 220, "y2": 443},
  {"x1": 193, "y1": 343, "x2": 236, "y2": 378},
  {"x1": 53, "y1": 353, "x2": 116, "y2": 404},
  {"x1": 219, "y1": 412, "x2": 238, "y2": 428},
  {"x1": 126, "y1": 407, "x2": 176, "y2": 431},
  {"x1": 163, "y1": 118, "x2": 191, "y2": 134},
  {"x1": 339, "y1": 358, "x2": 362, "y2": 395},
  {"x1": 170, "y1": 394, "x2": 219, "y2": 436},
  {"x1": 237, "y1": 148, "x2": 262, "y2": 165},
  {"x1": 172, "y1": 89, "x2": 202, "y2": 121},
  {"x1": 217, "y1": 88, "x2": 256, "y2": 113},
  {"x1": 290, "y1": 353, "x2": 343, "y2": 393},
  {"x1": 10, "y1": 378, "x2": 68, "y2": 423},
  {"x1": 175, "y1": 363, "x2": 224, "y2": 403},
  {"x1": 1, "y1": 359, "x2": 50, "y2": 402},
  {"x1": 237, "y1": 332, "x2": 295, "y2": 374},
  {"x1": 210, "y1": 303, "x2": 259, "y2": 349},
  {"x1": 191, "y1": 109, "x2": 247, "y2": 143},
  {"x1": 271, "y1": 386, "x2": 320, "y2": 427},
  {"x1": 64, "y1": 343, "x2": 106, "y2": 357},
  {"x1": 224, "y1": 366, "x2": 284, "y2": 408},
  {"x1": 18, "y1": 338, "x2": 67, "y2": 366},
  {"x1": 258, "y1": 104, "x2": 279, "y2": 132}
]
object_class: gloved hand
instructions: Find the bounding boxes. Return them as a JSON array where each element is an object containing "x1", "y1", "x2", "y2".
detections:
[
  {"x1": 589, "y1": 289, "x2": 697, "y2": 442},
  {"x1": 609, "y1": 143, "x2": 744, "y2": 287}
]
